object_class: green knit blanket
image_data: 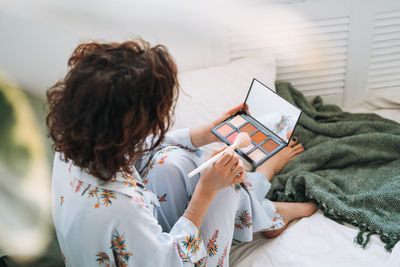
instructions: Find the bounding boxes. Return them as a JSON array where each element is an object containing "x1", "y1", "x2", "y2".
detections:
[{"x1": 267, "y1": 82, "x2": 400, "y2": 251}]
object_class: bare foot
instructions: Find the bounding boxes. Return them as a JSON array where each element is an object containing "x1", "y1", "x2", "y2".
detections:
[
  {"x1": 256, "y1": 136, "x2": 304, "y2": 181},
  {"x1": 263, "y1": 202, "x2": 317, "y2": 238}
]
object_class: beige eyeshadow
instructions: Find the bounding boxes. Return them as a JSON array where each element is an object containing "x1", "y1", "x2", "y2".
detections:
[
  {"x1": 229, "y1": 115, "x2": 247, "y2": 128},
  {"x1": 248, "y1": 148, "x2": 266, "y2": 163},
  {"x1": 251, "y1": 131, "x2": 268, "y2": 144},
  {"x1": 261, "y1": 139, "x2": 279, "y2": 153},
  {"x1": 216, "y1": 123, "x2": 234, "y2": 136}
]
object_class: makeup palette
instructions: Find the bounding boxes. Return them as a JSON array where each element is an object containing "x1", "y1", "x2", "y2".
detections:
[{"x1": 211, "y1": 79, "x2": 302, "y2": 169}]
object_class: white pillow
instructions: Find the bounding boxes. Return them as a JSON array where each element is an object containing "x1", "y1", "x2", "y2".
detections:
[{"x1": 172, "y1": 50, "x2": 276, "y2": 131}]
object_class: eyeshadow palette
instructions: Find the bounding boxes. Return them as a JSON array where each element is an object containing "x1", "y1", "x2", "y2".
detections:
[{"x1": 211, "y1": 78, "x2": 302, "y2": 169}]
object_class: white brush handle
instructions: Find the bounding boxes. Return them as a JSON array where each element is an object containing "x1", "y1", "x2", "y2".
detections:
[{"x1": 188, "y1": 145, "x2": 237, "y2": 178}]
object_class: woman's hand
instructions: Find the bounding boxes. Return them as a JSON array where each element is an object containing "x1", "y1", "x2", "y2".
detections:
[
  {"x1": 197, "y1": 148, "x2": 246, "y2": 195},
  {"x1": 189, "y1": 103, "x2": 249, "y2": 147},
  {"x1": 183, "y1": 148, "x2": 246, "y2": 229},
  {"x1": 212, "y1": 103, "x2": 249, "y2": 130}
]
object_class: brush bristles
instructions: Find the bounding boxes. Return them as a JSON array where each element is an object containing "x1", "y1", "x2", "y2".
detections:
[{"x1": 234, "y1": 132, "x2": 251, "y2": 148}]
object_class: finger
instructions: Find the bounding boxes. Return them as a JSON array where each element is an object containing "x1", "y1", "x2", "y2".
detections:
[
  {"x1": 209, "y1": 146, "x2": 228, "y2": 158},
  {"x1": 215, "y1": 149, "x2": 234, "y2": 167},
  {"x1": 233, "y1": 170, "x2": 246, "y2": 184},
  {"x1": 225, "y1": 154, "x2": 240, "y2": 171},
  {"x1": 232, "y1": 163, "x2": 244, "y2": 177},
  {"x1": 243, "y1": 103, "x2": 249, "y2": 114},
  {"x1": 213, "y1": 103, "x2": 246, "y2": 126},
  {"x1": 225, "y1": 103, "x2": 246, "y2": 116}
]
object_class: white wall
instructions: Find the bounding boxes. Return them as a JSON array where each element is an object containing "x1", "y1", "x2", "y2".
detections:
[
  {"x1": 0, "y1": 0, "x2": 226, "y2": 97},
  {"x1": 1, "y1": 0, "x2": 399, "y2": 106}
]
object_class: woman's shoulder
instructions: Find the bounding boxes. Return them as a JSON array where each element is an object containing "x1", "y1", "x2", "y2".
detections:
[{"x1": 52, "y1": 153, "x2": 159, "y2": 212}]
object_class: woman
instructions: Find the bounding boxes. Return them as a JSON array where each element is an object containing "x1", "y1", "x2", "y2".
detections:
[{"x1": 47, "y1": 39, "x2": 315, "y2": 266}]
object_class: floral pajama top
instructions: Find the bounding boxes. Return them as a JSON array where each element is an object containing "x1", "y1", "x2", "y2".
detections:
[{"x1": 52, "y1": 129, "x2": 207, "y2": 267}]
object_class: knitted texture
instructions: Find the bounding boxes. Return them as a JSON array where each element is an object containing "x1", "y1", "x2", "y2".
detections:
[{"x1": 267, "y1": 82, "x2": 400, "y2": 251}]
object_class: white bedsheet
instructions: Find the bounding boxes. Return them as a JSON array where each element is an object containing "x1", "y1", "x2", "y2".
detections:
[{"x1": 230, "y1": 211, "x2": 397, "y2": 267}]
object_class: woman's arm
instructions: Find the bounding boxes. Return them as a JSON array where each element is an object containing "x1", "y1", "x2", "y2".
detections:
[
  {"x1": 119, "y1": 149, "x2": 245, "y2": 266},
  {"x1": 183, "y1": 148, "x2": 246, "y2": 229},
  {"x1": 189, "y1": 103, "x2": 248, "y2": 148},
  {"x1": 189, "y1": 122, "x2": 217, "y2": 148},
  {"x1": 136, "y1": 104, "x2": 248, "y2": 171}
]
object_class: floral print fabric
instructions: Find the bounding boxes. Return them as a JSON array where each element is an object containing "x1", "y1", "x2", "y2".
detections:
[
  {"x1": 52, "y1": 129, "x2": 207, "y2": 266},
  {"x1": 144, "y1": 144, "x2": 285, "y2": 266},
  {"x1": 52, "y1": 128, "x2": 284, "y2": 267}
]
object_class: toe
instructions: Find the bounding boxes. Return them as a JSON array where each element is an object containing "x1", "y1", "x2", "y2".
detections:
[
  {"x1": 288, "y1": 136, "x2": 299, "y2": 147},
  {"x1": 288, "y1": 144, "x2": 304, "y2": 158},
  {"x1": 293, "y1": 143, "x2": 304, "y2": 152}
]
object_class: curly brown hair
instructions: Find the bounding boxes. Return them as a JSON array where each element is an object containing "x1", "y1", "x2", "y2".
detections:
[{"x1": 46, "y1": 39, "x2": 179, "y2": 181}]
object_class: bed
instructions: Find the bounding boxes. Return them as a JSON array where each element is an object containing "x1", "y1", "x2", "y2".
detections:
[
  {"x1": 1, "y1": 0, "x2": 399, "y2": 266},
  {"x1": 170, "y1": 2, "x2": 400, "y2": 265},
  {"x1": 174, "y1": 53, "x2": 400, "y2": 267}
]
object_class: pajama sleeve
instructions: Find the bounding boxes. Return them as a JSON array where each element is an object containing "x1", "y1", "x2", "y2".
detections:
[
  {"x1": 134, "y1": 128, "x2": 198, "y2": 172},
  {"x1": 113, "y1": 194, "x2": 206, "y2": 266},
  {"x1": 162, "y1": 128, "x2": 197, "y2": 150}
]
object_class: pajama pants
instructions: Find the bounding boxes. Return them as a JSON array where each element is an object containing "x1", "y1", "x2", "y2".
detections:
[{"x1": 142, "y1": 145, "x2": 284, "y2": 266}]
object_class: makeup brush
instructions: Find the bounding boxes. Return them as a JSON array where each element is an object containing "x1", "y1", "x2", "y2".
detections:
[{"x1": 188, "y1": 132, "x2": 251, "y2": 178}]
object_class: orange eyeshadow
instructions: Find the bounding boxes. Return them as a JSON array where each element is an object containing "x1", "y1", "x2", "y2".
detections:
[
  {"x1": 216, "y1": 124, "x2": 234, "y2": 136},
  {"x1": 251, "y1": 131, "x2": 268, "y2": 144},
  {"x1": 239, "y1": 123, "x2": 257, "y2": 135},
  {"x1": 261, "y1": 139, "x2": 279, "y2": 152}
]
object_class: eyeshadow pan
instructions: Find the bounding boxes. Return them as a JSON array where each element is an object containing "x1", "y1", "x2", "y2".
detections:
[
  {"x1": 229, "y1": 115, "x2": 247, "y2": 128},
  {"x1": 261, "y1": 139, "x2": 279, "y2": 153},
  {"x1": 216, "y1": 123, "x2": 234, "y2": 137},
  {"x1": 227, "y1": 131, "x2": 239, "y2": 143},
  {"x1": 248, "y1": 148, "x2": 266, "y2": 163},
  {"x1": 239, "y1": 122, "x2": 257, "y2": 135},
  {"x1": 240, "y1": 142, "x2": 255, "y2": 154},
  {"x1": 251, "y1": 131, "x2": 268, "y2": 144}
]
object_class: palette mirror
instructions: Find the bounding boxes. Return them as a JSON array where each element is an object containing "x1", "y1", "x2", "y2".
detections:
[
  {"x1": 211, "y1": 78, "x2": 302, "y2": 169},
  {"x1": 244, "y1": 79, "x2": 301, "y2": 142}
]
